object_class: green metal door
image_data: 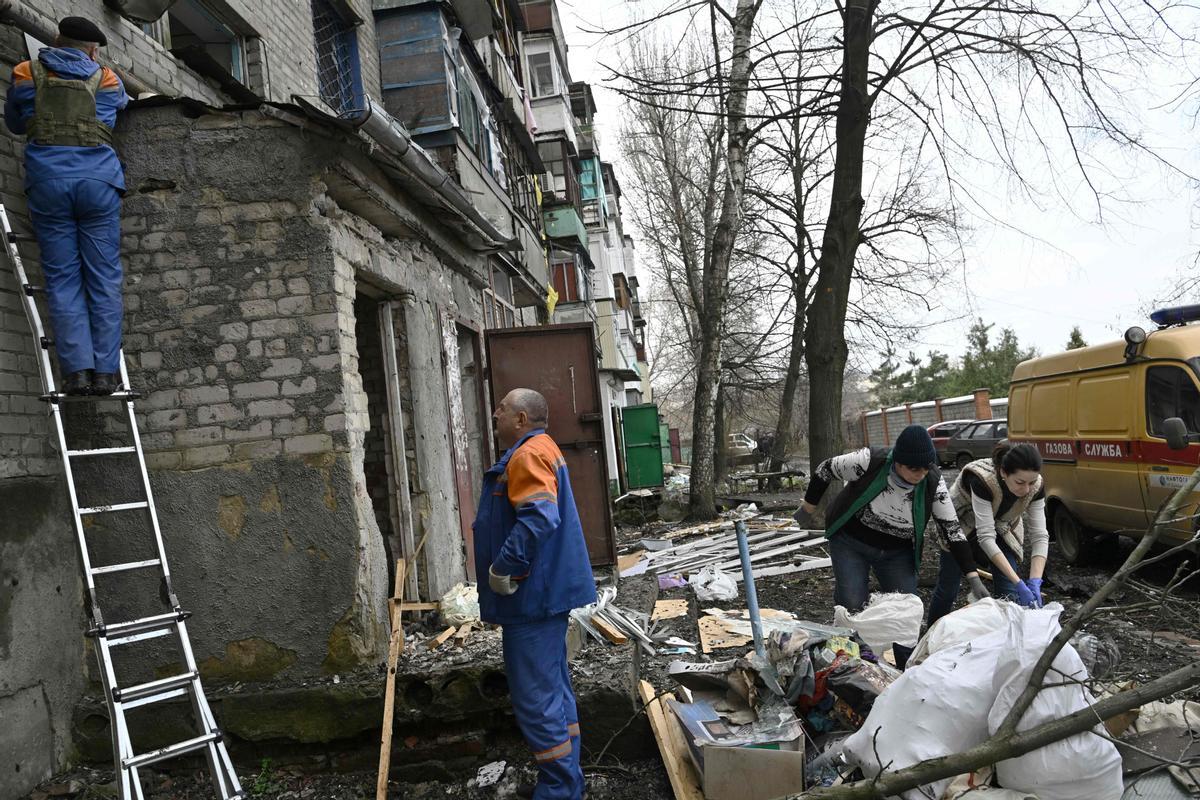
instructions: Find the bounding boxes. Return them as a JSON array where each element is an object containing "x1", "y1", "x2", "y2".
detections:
[
  {"x1": 622, "y1": 404, "x2": 664, "y2": 488},
  {"x1": 659, "y1": 422, "x2": 671, "y2": 466}
]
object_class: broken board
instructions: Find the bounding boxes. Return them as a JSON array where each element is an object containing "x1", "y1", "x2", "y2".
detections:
[
  {"x1": 698, "y1": 616, "x2": 751, "y2": 654},
  {"x1": 426, "y1": 626, "x2": 457, "y2": 650},
  {"x1": 651, "y1": 599, "x2": 689, "y2": 622},
  {"x1": 638, "y1": 681, "x2": 704, "y2": 800},
  {"x1": 593, "y1": 617, "x2": 629, "y2": 645}
]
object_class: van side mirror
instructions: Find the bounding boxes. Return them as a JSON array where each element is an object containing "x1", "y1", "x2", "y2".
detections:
[{"x1": 1162, "y1": 417, "x2": 1189, "y2": 450}]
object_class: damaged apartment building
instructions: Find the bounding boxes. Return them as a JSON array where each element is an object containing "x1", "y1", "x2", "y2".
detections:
[{"x1": 0, "y1": 0, "x2": 651, "y2": 795}]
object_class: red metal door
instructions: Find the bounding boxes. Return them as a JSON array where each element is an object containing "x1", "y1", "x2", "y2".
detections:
[{"x1": 485, "y1": 323, "x2": 616, "y2": 566}]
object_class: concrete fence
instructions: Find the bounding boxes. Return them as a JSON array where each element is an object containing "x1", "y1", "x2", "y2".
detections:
[{"x1": 855, "y1": 389, "x2": 1009, "y2": 447}]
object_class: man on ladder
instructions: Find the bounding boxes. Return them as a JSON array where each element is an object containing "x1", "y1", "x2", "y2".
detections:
[{"x1": 4, "y1": 16, "x2": 130, "y2": 396}]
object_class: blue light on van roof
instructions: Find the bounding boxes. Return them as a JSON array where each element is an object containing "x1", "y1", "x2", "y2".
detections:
[{"x1": 1150, "y1": 304, "x2": 1200, "y2": 326}]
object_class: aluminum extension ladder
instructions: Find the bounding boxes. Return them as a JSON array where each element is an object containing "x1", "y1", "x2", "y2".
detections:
[{"x1": 0, "y1": 204, "x2": 243, "y2": 800}]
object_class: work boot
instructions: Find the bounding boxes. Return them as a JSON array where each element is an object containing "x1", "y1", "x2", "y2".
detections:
[
  {"x1": 91, "y1": 372, "x2": 118, "y2": 396},
  {"x1": 63, "y1": 370, "x2": 93, "y2": 396}
]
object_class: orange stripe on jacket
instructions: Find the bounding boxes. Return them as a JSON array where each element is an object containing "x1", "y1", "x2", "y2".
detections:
[
  {"x1": 11, "y1": 61, "x2": 121, "y2": 90},
  {"x1": 506, "y1": 434, "x2": 562, "y2": 508}
]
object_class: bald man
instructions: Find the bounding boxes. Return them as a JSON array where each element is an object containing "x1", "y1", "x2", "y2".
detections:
[{"x1": 473, "y1": 389, "x2": 596, "y2": 800}]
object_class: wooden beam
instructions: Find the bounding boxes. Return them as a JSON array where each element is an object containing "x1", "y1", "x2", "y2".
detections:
[
  {"x1": 389, "y1": 600, "x2": 439, "y2": 612},
  {"x1": 454, "y1": 622, "x2": 474, "y2": 647},
  {"x1": 593, "y1": 617, "x2": 629, "y2": 645},
  {"x1": 426, "y1": 626, "x2": 457, "y2": 651},
  {"x1": 638, "y1": 681, "x2": 704, "y2": 800},
  {"x1": 376, "y1": 559, "x2": 408, "y2": 800}
]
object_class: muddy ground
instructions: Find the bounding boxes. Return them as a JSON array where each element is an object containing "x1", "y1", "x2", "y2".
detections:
[{"x1": 25, "y1": 497, "x2": 1200, "y2": 800}]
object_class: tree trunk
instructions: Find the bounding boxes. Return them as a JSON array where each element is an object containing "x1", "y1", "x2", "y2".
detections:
[
  {"x1": 768, "y1": 285, "x2": 806, "y2": 488},
  {"x1": 805, "y1": 0, "x2": 876, "y2": 472},
  {"x1": 686, "y1": 0, "x2": 761, "y2": 520},
  {"x1": 714, "y1": 378, "x2": 729, "y2": 487},
  {"x1": 688, "y1": 326, "x2": 722, "y2": 519}
]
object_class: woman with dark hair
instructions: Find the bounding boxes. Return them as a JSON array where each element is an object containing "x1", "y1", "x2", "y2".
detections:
[{"x1": 926, "y1": 441, "x2": 1048, "y2": 628}]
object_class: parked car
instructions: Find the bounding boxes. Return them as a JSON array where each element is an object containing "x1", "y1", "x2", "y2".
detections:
[
  {"x1": 943, "y1": 418, "x2": 1009, "y2": 470},
  {"x1": 726, "y1": 432, "x2": 759, "y2": 467},
  {"x1": 928, "y1": 419, "x2": 973, "y2": 466}
]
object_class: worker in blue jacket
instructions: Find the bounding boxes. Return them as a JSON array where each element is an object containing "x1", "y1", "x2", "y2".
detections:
[
  {"x1": 4, "y1": 17, "x2": 130, "y2": 396},
  {"x1": 474, "y1": 388, "x2": 596, "y2": 800}
]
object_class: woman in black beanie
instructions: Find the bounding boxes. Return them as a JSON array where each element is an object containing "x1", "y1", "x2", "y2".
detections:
[{"x1": 796, "y1": 424, "x2": 986, "y2": 613}]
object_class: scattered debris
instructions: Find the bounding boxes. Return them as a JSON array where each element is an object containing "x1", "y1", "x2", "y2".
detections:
[
  {"x1": 474, "y1": 761, "x2": 506, "y2": 788},
  {"x1": 833, "y1": 592, "x2": 925, "y2": 656}
]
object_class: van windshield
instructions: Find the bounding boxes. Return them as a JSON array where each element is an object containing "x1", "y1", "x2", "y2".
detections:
[{"x1": 1146, "y1": 365, "x2": 1200, "y2": 436}]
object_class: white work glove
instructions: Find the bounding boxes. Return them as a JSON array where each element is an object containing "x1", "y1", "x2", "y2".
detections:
[
  {"x1": 966, "y1": 573, "x2": 989, "y2": 602},
  {"x1": 488, "y1": 565, "x2": 518, "y2": 596}
]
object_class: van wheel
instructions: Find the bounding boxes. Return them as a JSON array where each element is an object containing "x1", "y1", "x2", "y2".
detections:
[
  {"x1": 1054, "y1": 506, "x2": 1092, "y2": 565},
  {"x1": 955, "y1": 453, "x2": 972, "y2": 470}
]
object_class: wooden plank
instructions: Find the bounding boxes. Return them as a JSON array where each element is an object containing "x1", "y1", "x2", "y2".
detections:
[
  {"x1": 651, "y1": 599, "x2": 689, "y2": 622},
  {"x1": 638, "y1": 681, "x2": 705, "y2": 800},
  {"x1": 426, "y1": 626, "x2": 457, "y2": 651},
  {"x1": 389, "y1": 600, "x2": 439, "y2": 611},
  {"x1": 593, "y1": 616, "x2": 629, "y2": 645},
  {"x1": 376, "y1": 559, "x2": 408, "y2": 800},
  {"x1": 617, "y1": 550, "x2": 646, "y2": 574},
  {"x1": 454, "y1": 622, "x2": 474, "y2": 647}
]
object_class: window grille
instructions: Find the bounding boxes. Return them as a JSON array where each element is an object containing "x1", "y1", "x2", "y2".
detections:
[{"x1": 312, "y1": 0, "x2": 362, "y2": 115}]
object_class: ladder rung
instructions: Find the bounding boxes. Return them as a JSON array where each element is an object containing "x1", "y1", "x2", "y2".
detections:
[
  {"x1": 7, "y1": 230, "x2": 34, "y2": 242},
  {"x1": 115, "y1": 670, "x2": 199, "y2": 704},
  {"x1": 92, "y1": 609, "x2": 189, "y2": 642},
  {"x1": 40, "y1": 389, "x2": 141, "y2": 403},
  {"x1": 91, "y1": 558, "x2": 161, "y2": 576},
  {"x1": 109, "y1": 627, "x2": 173, "y2": 647},
  {"x1": 23, "y1": 283, "x2": 43, "y2": 295},
  {"x1": 79, "y1": 501, "x2": 148, "y2": 515},
  {"x1": 123, "y1": 687, "x2": 188, "y2": 711},
  {"x1": 67, "y1": 446, "x2": 137, "y2": 457},
  {"x1": 124, "y1": 731, "x2": 222, "y2": 770}
]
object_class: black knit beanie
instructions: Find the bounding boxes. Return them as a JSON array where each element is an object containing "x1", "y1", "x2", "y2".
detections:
[{"x1": 893, "y1": 424, "x2": 936, "y2": 468}]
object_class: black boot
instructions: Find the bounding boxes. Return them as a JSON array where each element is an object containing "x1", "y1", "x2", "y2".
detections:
[
  {"x1": 63, "y1": 370, "x2": 93, "y2": 396},
  {"x1": 91, "y1": 372, "x2": 118, "y2": 396}
]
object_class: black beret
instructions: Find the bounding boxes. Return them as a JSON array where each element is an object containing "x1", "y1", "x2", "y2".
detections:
[{"x1": 59, "y1": 17, "x2": 107, "y2": 47}]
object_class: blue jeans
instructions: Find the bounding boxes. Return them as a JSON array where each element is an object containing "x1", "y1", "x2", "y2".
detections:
[
  {"x1": 502, "y1": 614, "x2": 584, "y2": 800},
  {"x1": 926, "y1": 547, "x2": 1021, "y2": 629},
  {"x1": 27, "y1": 178, "x2": 124, "y2": 374},
  {"x1": 829, "y1": 533, "x2": 918, "y2": 613}
]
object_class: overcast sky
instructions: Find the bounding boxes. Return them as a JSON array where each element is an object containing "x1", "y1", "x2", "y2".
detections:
[{"x1": 550, "y1": 0, "x2": 1200, "y2": 363}]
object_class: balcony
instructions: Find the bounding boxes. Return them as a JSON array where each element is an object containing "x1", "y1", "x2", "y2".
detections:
[
  {"x1": 577, "y1": 121, "x2": 599, "y2": 154},
  {"x1": 543, "y1": 205, "x2": 588, "y2": 250}
]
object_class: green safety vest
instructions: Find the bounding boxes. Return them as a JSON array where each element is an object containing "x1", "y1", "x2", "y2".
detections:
[{"x1": 26, "y1": 61, "x2": 113, "y2": 148}]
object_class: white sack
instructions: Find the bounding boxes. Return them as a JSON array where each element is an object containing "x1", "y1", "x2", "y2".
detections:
[
  {"x1": 909, "y1": 598, "x2": 1007, "y2": 667},
  {"x1": 834, "y1": 592, "x2": 925, "y2": 654},
  {"x1": 987, "y1": 605, "x2": 1123, "y2": 800},
  {"x1": 689, "y1": 565, "x2": 738, "y2": 601}
]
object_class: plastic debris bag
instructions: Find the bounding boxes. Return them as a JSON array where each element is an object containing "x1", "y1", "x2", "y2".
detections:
[
  {"x1": 834, "y1": 592, "x2": 924, "y2": 655},
  {"x1": 909, "y1": 598, "x2": 1007, "y2": 668},
  {"x1": 440, "y1": 582, "x2": 479, "y2": 627},
  {"x1": 689, "y1": 565, "x2": 738, "y2": 601},
  {"x1": 987, "y1": 605, "x2": 1122, "y2": 800}
]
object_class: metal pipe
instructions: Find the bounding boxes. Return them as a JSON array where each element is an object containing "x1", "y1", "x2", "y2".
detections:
[
  {"x1": 345, "y1": 98, "x2": 515, "y2": 250},
  {"x1": 735, "y1": 519, "x2": 767, "y2": 659}
]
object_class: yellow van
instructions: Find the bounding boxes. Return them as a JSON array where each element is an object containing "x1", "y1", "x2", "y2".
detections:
[{"x1": 1007, "y1": 306, "x2": 1200, "y2": 563}]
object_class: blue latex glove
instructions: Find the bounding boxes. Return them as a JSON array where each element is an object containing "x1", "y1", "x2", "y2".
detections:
[
  {"x1": 1012, "y1": 579, "x2": 1038, "y2": 608},
  {"x1": 1025, "y1": 578, "x2": 1044, "y2": 608}
]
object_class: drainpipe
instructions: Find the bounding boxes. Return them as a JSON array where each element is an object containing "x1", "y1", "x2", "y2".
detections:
[
  {"x1": 344, "y1": 97, "x2": 517, "y2": 252},
  {"x1": 0, "y1": 0, "x2": 154, "y2": 96}
]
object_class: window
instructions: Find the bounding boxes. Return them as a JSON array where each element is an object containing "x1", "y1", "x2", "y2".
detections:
[
  {"x1": 484, "y1": 265, "x2": 516, "y2": 329},
  {"x1": 966, "y1": 424, "x2": 989, "y2": 439},
  {"x1": 551, "y1": 259, "x2": 579, "y2": 302},
  {"x1": 162, "y1": 1, "x2": 246, "y2": 81},
  {"x1": 527, "y1": 51, "x2": 556, "y2": 98},
  {"x1": 312, "y1": 0, "x2": 363, "y2": 116},
  {"x1": 1146, "y1": 366, "x2": 1200, "y2": 436}
]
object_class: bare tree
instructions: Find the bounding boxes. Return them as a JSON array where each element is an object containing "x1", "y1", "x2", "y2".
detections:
[{"x1": 801, "y1": 0, "x2": 1196, "y2": 469}]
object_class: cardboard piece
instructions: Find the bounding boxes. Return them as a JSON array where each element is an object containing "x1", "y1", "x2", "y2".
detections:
[{"x1": 652, "y1": 599, "x2": 690, "y2": 621}]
